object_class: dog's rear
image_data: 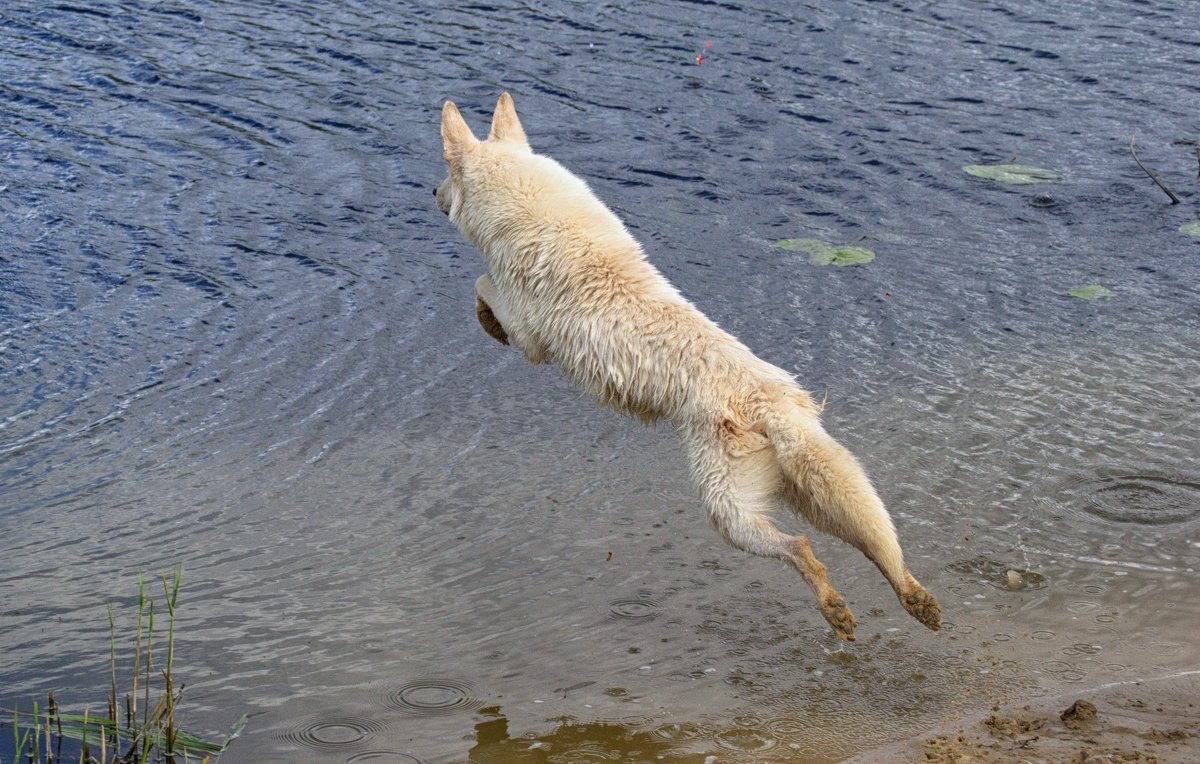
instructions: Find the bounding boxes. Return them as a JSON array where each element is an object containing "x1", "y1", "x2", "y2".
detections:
[
  {"x1": 437, "y1": 93, "x2": 940, "y2": 640},
  {"x1": 673, "y1": 374, "x2": 939, "y2": 640}
]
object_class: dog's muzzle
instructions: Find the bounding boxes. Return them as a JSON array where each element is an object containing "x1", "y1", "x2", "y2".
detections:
[{"x1": 434, "y1": 179, "x2": 452, "y2": 216}]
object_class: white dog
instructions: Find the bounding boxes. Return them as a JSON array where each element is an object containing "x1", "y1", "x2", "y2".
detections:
[{"x1": 435, "y1": 93, "x2": 940, "y2": 640}]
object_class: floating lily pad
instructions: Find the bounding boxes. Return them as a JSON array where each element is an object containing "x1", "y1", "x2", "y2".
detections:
[
  {"x1": 1066, "y1": 283, "x2": 1115, "y2": 300},
  {"x1": 771, "y1": 238, "x2": 875, "y2": 266},
  {"x1": 1179, "y1": 221, "x2": 1200, "y2": 238},
  {"x1": 963, "y1": 163, "x2": 1058, "y2": 184}
]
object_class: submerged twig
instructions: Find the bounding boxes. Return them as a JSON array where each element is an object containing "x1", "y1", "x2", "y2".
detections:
[{"x1": 1130, "y1": 135, "x2": 1180, "y2": 204}]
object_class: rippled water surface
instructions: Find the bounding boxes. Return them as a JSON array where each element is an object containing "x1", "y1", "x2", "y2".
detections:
[{"x1": 2, "y1": 1, "x2": 1198, "y2": 761}]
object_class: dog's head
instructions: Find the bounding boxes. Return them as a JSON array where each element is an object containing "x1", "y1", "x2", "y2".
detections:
[{"x1": 434, "y1": 92, "x2": 530, "y2": 226}]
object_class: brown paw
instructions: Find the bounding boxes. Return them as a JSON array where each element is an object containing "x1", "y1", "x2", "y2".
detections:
[
  {"x1": 900, "y1": 585, "x2": 941, "y2": 631},
  {"x1": 821, "y1": 595, "x2": 858, "y2": 641},
  {"x1": 475, "y1": 298, "x2": 509, "y2": 345}
]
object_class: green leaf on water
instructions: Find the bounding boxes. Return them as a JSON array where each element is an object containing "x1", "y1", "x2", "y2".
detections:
[
  {"x1": 771, "y1": 237, "x2": 826, "y2": 253},
  {"x1": 1179, "y1": 221, "x2": 1200, "y2": 238},
  {"x1": 1066, "y1": 283, "x2": 1115, "y2": 300},
  {"x1": 815, "y1": 246, "x2": 875, "y2": 266},
  {"x1": 770, "y1": 238, "x2": 875, "y2": 266},
  {"x1": 963, "y1": 163, "x2": 1058, "y2": 184}
]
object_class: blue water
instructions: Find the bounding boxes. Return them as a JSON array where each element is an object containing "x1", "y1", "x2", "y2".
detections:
[{"x1": 2, "y1": 1, "x2": 1198, "y2": 761}]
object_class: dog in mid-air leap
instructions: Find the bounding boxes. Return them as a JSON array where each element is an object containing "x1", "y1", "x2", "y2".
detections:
[{"x1": 434, "y1": 92, "x2": 940, "y2": 640}]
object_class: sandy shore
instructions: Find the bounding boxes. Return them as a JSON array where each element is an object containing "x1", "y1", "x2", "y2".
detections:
[{"x1": 847, "y1": 672, "x2": 1200, "y2": 763}]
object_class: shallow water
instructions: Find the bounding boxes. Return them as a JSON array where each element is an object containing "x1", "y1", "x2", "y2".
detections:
[{"x1": 2, "y1": 0, "x2": 1198, "y2": 761}]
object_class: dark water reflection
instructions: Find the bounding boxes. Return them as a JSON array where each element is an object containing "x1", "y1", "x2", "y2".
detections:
[{"x1": 2, "y1": 0, "x2": 1198, "y2": 761}]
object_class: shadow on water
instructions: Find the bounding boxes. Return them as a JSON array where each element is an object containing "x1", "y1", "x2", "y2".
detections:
[
  {"x1": 466, "y1": 706, "x2": 878, "y2": 763},
  {"x1": 467, "y1": 708, "x2": 715, "y2": 764},
  {"x1": 268, "y1": 703, "x2": 868, "y2": 763}
]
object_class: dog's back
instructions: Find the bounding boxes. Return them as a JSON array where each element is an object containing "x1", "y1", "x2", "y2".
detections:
[{"x1": 469, "y1": 139, "x2": 794, "y2": 426}]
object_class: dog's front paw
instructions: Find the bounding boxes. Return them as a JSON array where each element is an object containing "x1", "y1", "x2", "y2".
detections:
[
  {"x1": 475, "y1": 296, "x2": 509, "y2": 345},
  {"x1": 820, "y1": 595, "x2": 858, "y2": 642}
]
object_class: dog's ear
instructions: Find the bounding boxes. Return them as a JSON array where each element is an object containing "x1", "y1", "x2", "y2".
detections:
[
  {"x1": 441, "y1": 101, "x2": 478, "y2": 162},
  {"x1": 488, "y1": 91, "x2": 528, "y2": 146}
]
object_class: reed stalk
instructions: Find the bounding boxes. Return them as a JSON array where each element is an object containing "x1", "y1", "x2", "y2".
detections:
[
  {"x1": 1, "y1": 566, "x2": 244, "y2": 764},
  {"x1": 1130, "y1": 134, "x2": 1181, "y2": 203}
]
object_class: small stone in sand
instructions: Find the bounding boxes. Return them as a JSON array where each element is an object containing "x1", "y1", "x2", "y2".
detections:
[
  {"x1": 1061, "y1": 699, "x2": 1099, "y2": 729},
  {"x1": 1006, "y1": 569, "x2": 1023, "y2": 589}
]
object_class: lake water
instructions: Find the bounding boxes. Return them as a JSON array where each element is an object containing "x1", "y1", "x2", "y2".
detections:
[{"x1": 2, "y1": 1, "x2": 1198, "y2": 762}]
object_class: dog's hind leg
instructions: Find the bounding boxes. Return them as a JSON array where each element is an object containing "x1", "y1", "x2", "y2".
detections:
[
  {"x1": 768, "y1": 405, "x2": 941, "y2": 631},
  {"x1": 686, "y1": 424, "x2": 858, "y2": 640}
]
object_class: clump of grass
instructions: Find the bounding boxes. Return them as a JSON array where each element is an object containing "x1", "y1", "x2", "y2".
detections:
[{"x1": 3, "y1": 567, "x2": 244, "y2": 764}]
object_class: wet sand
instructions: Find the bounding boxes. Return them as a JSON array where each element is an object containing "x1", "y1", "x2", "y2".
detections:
[{"x1": 849, "y1": 672, "x2": 1200, "y2": 763}]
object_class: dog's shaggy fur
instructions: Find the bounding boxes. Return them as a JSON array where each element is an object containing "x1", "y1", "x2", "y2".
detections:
[{"x1": 435, "y1": 93, "x2": 940, "y2": 639}]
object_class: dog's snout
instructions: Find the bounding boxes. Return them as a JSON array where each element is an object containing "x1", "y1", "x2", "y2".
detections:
[{"x1": 434, "y1": 179, "x2": 452, "y2": 216}]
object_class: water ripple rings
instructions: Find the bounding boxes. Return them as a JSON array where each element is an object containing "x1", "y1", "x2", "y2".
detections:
[
  {"x1": 1079, "y1": 474, "x2": 1200, "y2": 526},
  {"x1": 345, "y1": 752, "x2": 425, "y2": 763},
  {"x1": 276, "y1": 716, "x2": 383, "y2": 750},
  {"x1": 607, "y1": 598, "x2": 660, "y2": 620},
  {"x1": 384, "y1": 678, "x2": 484, "y2": 714}
]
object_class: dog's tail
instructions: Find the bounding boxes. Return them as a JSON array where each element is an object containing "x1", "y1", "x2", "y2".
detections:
[{"x1": 759, "y1": 390, "x2": 907, "y2": 587}]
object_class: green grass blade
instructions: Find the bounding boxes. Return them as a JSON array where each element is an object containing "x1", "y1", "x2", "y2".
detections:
[{"x1": 6, "y1": 567, "x2": 231, "y2": 763}]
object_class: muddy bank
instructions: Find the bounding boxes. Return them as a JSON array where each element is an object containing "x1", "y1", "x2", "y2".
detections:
[{"x1": 848, "y1": 672, "x2": 1200, "y2": 763}]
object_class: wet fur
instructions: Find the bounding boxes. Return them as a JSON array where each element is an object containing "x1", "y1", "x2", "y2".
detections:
[{"x1": 435, "y1": 93, "x2": 940, "y2": 639}]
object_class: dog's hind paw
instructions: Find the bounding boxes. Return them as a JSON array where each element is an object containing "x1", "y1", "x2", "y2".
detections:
[
  {"x1": 820, "y1": 595, "x2": 858, "y2": 642},
  {"x1": 900, "y1": 585, "x2": 942, "y2": 631}
]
